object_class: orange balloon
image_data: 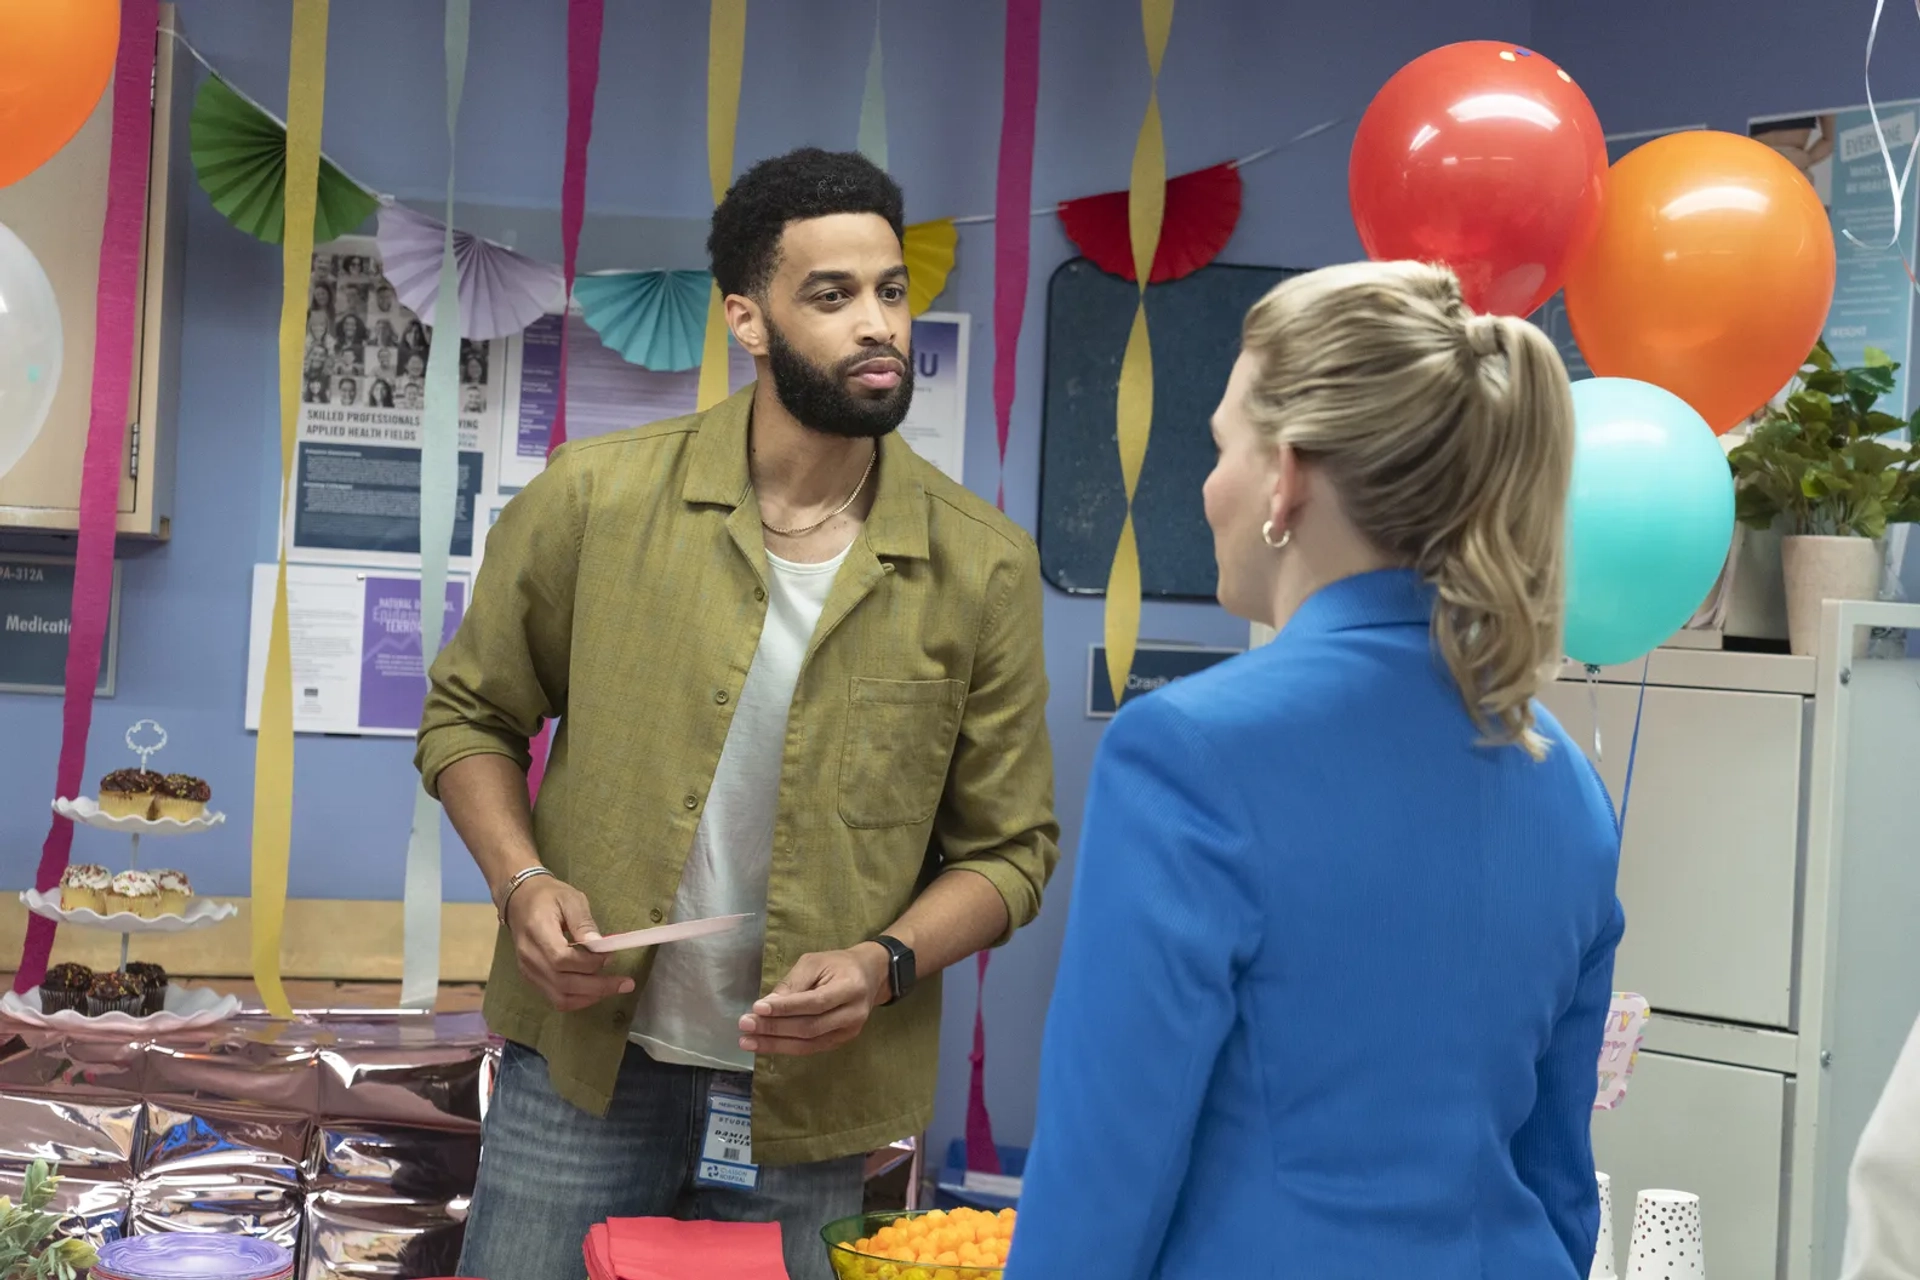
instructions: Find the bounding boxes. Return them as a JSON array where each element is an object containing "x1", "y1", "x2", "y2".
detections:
[
  {"x1": 0, "y1": 0, "x2": 121, "y2": 188},
  {"x1": 1563, "y1": 130, "x2": 1836, "y2": 433}
]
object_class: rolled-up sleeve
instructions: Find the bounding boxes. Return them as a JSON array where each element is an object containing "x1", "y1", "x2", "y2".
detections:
[
  {"x1": 415, "y1": 447, "x2": 584, "y2": 798},
  {"x1": 935, "y1": 536, "x2": 1059, "y2": 940}
]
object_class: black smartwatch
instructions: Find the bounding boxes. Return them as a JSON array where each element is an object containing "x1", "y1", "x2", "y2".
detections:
[{"x1": 872, "y1": 935, "x2": 916, "y2": 1006}]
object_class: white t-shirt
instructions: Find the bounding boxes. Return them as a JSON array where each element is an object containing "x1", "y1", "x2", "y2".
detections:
[{"x1": 629, "y1": 539, "x2": 851, "y2": 1071}]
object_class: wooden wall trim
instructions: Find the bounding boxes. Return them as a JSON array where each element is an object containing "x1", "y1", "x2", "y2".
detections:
[{"x1": 0, "y1": 896, "x2": 498, "y2": 983}]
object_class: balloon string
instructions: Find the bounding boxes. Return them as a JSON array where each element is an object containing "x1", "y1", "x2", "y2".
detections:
[
  {"x1": 1839, "y1": 0, "x2": 1920, "y2": 286},
  {"x1": 1585, "y1": 663, "x2": 1603, "y2": 763}
]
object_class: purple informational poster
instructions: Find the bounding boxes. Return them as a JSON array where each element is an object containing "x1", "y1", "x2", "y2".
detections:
[{"x1": 357, "y1": 576, "x2": 466, "y2": 732}]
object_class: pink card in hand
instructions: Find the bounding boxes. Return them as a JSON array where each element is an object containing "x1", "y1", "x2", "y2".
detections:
[
  {"x1": 604, "y1": 1217, "x2": 786, "y2": 1279},
  {"x1": 575, "y1": 913, "x2": 754, "y2": 954}
]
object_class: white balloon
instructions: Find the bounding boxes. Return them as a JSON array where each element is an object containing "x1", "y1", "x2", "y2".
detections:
[{"x1": 0, "y1": 220, "x2": 63, "y2": 480}]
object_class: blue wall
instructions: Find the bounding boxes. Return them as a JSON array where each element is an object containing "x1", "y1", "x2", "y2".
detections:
[{"x1": 27, "y1": 0, "x2": 1908, "y2": 1162}]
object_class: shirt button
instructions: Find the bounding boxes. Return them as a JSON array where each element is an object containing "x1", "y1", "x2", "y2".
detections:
[
  {"x1": 683, "y1": 793, "x2": 699, "y2": 810},
  {"x1": 882, "y1": 562, "x2": 896, "y2": 574},
  {"x1": 753, "y1": 586, "x2": 766, "y2": 602},
  {"x1": 714, "y1": 689, "x2": 729, "y2": 705},
  {"x1": 650, "y1": 908, "x2": 665, "y2": 923}
]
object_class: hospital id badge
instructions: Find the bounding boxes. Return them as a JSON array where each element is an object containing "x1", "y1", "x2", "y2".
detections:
[{"x1": 694, "y1": 1078, "x2": 760, "y2": 1191}]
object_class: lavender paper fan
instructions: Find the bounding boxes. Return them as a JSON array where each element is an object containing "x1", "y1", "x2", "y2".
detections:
[
  {"x1": 375, "y1": 204, "x2": 565, "y2": 341},
  {"x1": 575, "y1": 270, "x2": 713, "y2": 372}
]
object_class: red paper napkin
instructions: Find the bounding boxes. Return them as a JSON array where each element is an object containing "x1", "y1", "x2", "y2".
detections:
[{"x1": 582, "y1": 1217, "x2": 788, "y2": 1280}]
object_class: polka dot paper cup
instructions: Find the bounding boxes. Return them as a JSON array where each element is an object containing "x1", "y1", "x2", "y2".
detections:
[{"x1": 1627, "y1": 1188, "x2": 1703, "y2": 1277}]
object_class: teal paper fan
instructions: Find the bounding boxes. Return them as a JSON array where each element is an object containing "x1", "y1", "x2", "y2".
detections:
[{"x1": 575, "y1": 270, "x2": 713, "y2": 372}]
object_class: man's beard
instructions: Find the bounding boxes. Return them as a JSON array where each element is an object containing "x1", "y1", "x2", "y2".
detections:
[{"x1": 765, "y1": 321, "x2": 914, "y2": 440}]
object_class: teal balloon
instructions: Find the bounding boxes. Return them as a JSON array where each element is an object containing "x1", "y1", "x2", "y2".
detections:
[{"x1": 1565, "y1": 377, "x2": 1734, "y2": 666}]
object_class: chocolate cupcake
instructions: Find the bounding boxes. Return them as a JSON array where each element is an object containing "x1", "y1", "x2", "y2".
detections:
[
  {"x1": 98, "y1": 768, "x2": 162, "y2": 820},
  {"x1": 124, "y1": 962, "x2": 169, "y2": 1015},
  {"x1": 86, "y1": 971, "x2": 143, "y2": 1017},
  {"x1": 40, "y1": 962, "x2": 93, "y2": 1015},
  {"x1": 154, "y1": 773, "x2": 211, "y2": 822}
]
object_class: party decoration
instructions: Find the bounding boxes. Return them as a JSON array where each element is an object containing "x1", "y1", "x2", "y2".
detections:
[
  {"x1": 576, "y1": 270, "x2": 713, "y2": 371},
  {"x1": 547, "y1": 0, "x2": 605, "y2": 453},
  {"x1": 375, "y1": 203, "x2": 564, "y2": 342},
  {"x1": 16, "y1": 0, "x2": 158, "y2": 996},
  {"x1": 0, "y1": 0, "x2": 119, "y2": 188},
  {"x1": 699, "y1": 0, "x2": 746, "y2": 412},
  {"x1": 1349, "y1": 42, "x2": 1607, "y2": 317},
  {"x1": 857, "y1": 2, "x2": 887, "y2": 172},
  {"x1": 1564, "y1": 378, "x2": 1735, "y2": 667},
  {"x1": 992, "y1": 0, "x2": 1043, "y2": 511},
  {"x1": 401, "y1": 0, "x2": 472, "y2": 1012},
  {"x1": 252, "y1": 0, "x2": 333, "y2": 1020},
  {"x1": 1564, "y1": 130, "x2": 1836, "y2": 434},
  {"x1": 903, "y1": 219, "x2": 956, "y2": 316},
  {"x1": 1057, "y1": 162, "x2": 1242, "y2": 284},
  {"x1": 1104, "y1": 0, "x2": 1173, "y2": 709},
  {"x1": 530, "y1": 0, "x2": 605, "y2": 802},
  {"x1": 0, "y1": 223, "x2": 64, "y2": 479},
  {"x1": 190, "y1": 74, "x2": 378, "y2": 245}
]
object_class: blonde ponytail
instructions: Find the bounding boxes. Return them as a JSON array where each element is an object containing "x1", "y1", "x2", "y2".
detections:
[{"x1": 1239, "y1": 261, "x2": 1575, "y2": 758}]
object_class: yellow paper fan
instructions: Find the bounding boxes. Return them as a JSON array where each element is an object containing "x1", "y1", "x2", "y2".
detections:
[{"x1": 904, "y1": 218, "x2": 956, "y2": 315}]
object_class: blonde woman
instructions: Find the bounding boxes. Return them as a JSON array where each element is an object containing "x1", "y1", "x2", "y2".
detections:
[{"x1": 1006, "y1": 261, "x2": 1623, "y2": 1280}]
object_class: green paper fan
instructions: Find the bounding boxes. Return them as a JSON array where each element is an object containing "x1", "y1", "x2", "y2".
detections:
[{"x1": 190, "y1": 76, "x2": 379, "y2": 245}]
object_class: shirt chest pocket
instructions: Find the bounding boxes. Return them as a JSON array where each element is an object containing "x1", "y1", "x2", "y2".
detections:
[{"x1": 838, "y1": 676, "x2": 968, "y2": 829}]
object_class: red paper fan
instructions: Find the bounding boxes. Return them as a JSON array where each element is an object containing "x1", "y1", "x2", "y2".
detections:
[{"x1": 1057, "y1": 161, "x2": 1244, "y2": 283}]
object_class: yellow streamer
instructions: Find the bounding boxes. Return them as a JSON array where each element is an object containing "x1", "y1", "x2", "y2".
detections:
[
  {"x1": 253, "y1": 0, "x2": 330, "y2": 1019},
  {"x1": 904, "y1": 218, "x2": 957, "y2": 315},
  {"x1": 1105, "y1": 0, "x2": 1173, "y2": 708},
  {"x1": 699, "y1": 0, "x2": 747, "y2": 411}
]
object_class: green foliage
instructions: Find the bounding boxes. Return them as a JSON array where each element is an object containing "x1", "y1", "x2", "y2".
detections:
[
  {"x1": 1727, "y1": 340, "x2": 1920, "y2": 538},
  {"x1": 0, "y1": 1161, "x2": 95, "y2": 1280}
]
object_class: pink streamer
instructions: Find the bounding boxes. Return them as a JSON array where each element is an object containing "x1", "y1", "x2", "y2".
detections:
[
  {"x1": 528, "y1": 0, "x2": 602, "y2": 803},
  {"x1": 549, "y1": 0, "x2": 603, "y2": 454},
  {"x1": 991, "y1": 0, "x2": 1042, "y2": 513},
  {"x1": 963, "y1": 0, "x2": 1042, "y2": 1174},
  {"x1": 16, "y1": 0, "x2": 161, "y2": 994}
]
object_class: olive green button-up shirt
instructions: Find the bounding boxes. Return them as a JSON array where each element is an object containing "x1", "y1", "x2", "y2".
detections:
[{"x1": 416, "y1": 385, "x2": 1059, "y2": 1165}]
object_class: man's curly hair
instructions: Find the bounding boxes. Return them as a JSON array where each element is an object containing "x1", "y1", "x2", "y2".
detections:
[{"x1": 707, "y1": 148, "x2": 905, "y2": 300}]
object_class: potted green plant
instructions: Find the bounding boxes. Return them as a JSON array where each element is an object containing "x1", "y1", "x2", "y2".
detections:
[
  {"x1": 1726, "y1": 341, "x2": 1920, "y2": 655},
  {"x1": 0, "y1": 1161, "x2": 95, "y2": 1280}
]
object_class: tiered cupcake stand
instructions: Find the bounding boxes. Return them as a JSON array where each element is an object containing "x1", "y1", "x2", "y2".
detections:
[{"x1": 2, "y1": 721, "x2": 243, "y2": 1031}]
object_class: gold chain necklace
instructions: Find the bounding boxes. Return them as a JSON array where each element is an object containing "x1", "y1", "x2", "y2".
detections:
[{"x1": 757, "y1": 446, "x2": 877, "y2": 538}]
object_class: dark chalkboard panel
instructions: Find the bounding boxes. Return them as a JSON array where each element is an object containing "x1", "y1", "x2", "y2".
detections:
[{"x1": 1039, "y1": 258, "x2": 1304, "y2": 598}]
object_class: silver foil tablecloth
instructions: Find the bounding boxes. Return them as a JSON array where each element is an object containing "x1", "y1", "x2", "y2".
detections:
[{"x1": 0, "y1": 1011, "x2": 494, "y2": 1279}]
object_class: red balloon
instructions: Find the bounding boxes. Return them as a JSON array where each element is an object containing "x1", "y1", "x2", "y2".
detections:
[{"x1": 1349, "y1": 41, "x2": 1607, "y2": 316}]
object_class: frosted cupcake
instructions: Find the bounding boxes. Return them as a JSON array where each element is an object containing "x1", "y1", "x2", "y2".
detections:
[
  {"x1": 86, "y1": 971, "x2": 143, "y2": 1017},
  {"x1": 108, "y1": 870, "x2": 162, "y2": 919},
  {"x1": 98, "y1": 768, "x2": 162, "y2": 819},
  {"x1": 155, "y1": 774, "x2": 211, "y2": 822},
  {"x1": 154, "y1": 869, "x2": 193, "y2": 916},
  {"x1": 40, "y1": 963, "x2": 94, "y2": 1015},
  {"x1": 58, "y1": 863, "x2": 111, "y2": 913}
]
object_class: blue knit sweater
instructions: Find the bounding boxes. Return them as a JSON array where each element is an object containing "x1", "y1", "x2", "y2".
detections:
[{"x1": 1006, "y1": 569, "x2": 1623, "y2": 1280}]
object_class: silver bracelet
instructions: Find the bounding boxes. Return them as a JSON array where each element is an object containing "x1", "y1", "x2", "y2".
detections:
[{"x1": 496, "y1": 865, "x2": 554, "y2": 926}]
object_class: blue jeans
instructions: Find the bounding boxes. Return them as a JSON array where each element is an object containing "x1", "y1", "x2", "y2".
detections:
[{"x1": 458, "y1": 1041, "x2": 864, "y2": 1280}]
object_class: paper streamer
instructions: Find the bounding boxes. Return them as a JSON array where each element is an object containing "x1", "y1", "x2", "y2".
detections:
[
  {"x1": 16, "y1": 0, "x2": 160, "y2": 995},
  {"x1": 992, "y1": 0, "x2": 1042, "y2": 511},
  {"x1": 857, "y1": 2, "x2": 886, "y2": 171},
  {"x1": 698, "y1": 0, "x2": 745, "y2": 413},
  {"x1": 528, "y1": 0, "x2": 604, "y2": 803},
  {"x1": 251, "y1": 0, "x2": 330, "y2": 1019},
  {"x1": 1104, "y1": 0, "x2": 1171, "y2": 707},
  {"x1": 963, "y1": 0, "x2": 1043, "y2": 1176},
  {"x1": 548, "y1": 0, "x2": 604, "y2": 453},
  {"x1": 398, "y1": 0, "x2": 470, "y2": 1013}
]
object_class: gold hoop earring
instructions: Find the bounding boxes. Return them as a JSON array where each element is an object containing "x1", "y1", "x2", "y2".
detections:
[{"x1": 1261, "y1": 520, "x2": 1291, "y2": 550}]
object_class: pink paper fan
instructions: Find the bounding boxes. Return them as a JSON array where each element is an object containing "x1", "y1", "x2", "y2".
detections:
[{"x1": 376, "y1": 203, "x2": 565, "y2": 340}]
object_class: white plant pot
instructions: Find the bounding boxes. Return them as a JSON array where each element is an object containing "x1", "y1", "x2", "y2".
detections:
[{"x1": 1780, "y1": 535, "x2": 1883, "y2": 657}]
